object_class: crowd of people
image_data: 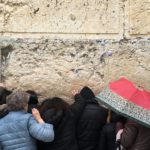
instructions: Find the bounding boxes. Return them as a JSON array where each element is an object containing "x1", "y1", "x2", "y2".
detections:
[{"x1": 0, "y1": 84, "x2": 150, "y2": 150}]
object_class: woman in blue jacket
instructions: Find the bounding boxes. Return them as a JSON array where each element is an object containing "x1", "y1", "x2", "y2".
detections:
[{"x1": 0, "y1": 90, "x2": 54, "y2": 150}]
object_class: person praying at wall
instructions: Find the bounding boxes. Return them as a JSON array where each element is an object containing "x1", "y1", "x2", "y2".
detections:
[{"x1": 37, "y1": 89, "x2": 86, "y2": 150}]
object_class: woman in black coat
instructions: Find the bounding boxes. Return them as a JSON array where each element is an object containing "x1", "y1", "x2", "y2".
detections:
[
  {"x1": 77, "y1": 86, "x2": 108, "y2": 150},
  {"x1": 38, "y1": 91, "x2": 86, "y2": 150}
]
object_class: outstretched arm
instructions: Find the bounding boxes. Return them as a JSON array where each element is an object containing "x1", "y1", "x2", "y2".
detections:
[
  {"x1": 28, "y1": 108, "x2": 54, "y2": 142},
  {"x1": 32, "y1": 108, "x2": 45, "y2": 124},
  {"x1": 69, "y1": 90, "x2": 86, "y2": 122}
]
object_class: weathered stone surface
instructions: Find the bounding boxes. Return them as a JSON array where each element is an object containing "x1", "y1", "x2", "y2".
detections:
[
  {"x1": 130, "y1": 0, "x2": 150, "y2": 35},
  {"x1": 2, "y1": 0, "x2": 119, "y2": 34},
  {"x1": 0, "y1": 0, "x2": 150, "y2": 102},
  {"x1": 1, "y1": 38, "x2": 150, "y2": 102},
  {"x1": 0, "y1": 0, "x2": 150, "y2": 37},
  {"x1": 0, "y1": 2, "x2": 4, "y2": 32}
]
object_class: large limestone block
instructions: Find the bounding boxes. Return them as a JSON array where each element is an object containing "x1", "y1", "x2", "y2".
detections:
[
  {"x1": 0, "y1": 39, "x2": 107, "y2": 101},
  {"x1": 130, "y1": 0, "x2": 150, "y2": 35},
  {"x1": 1, "y1": 38, "x2": 150, "y2": 102},
  {"x1": 3, "y1": 0, "x2": 119, "y2": 34}
]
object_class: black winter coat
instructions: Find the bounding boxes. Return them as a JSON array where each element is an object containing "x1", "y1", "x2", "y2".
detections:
[
  {"x1": 38, "y1": 94, "x2": 86, "y2": 150},
  {"x1": 77, "y1": 86, "x2": 108, "y2": 150},
  {"x1": 98, "y1": 123, "x2": 116, "y2": 150}
]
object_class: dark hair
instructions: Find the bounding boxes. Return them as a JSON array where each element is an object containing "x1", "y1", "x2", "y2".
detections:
[
  {"x1": 0, "y1": 87, "x2": 12, "y2": 105},
  {"x1": 26, "y1": 90, "x2": 38, "y2": 104},
  {"x1": 40, "y1": 97, "x2": 70, "y2": 128},
  {"x1": 40, "y1": 97, "x2": 69, "y2": 114},
  {"x1": 42, "y1": 109, "x2": 64, "y2": 128}
]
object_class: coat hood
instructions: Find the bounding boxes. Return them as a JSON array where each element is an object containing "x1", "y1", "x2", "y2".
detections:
[{"x1": 80, "y1": 86, "x2": 95, "y2": 101}]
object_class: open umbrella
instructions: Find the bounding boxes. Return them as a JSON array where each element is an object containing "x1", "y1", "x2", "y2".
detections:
[{"x1": 96, "y1": 77, "x2": 150, "y2": 127}]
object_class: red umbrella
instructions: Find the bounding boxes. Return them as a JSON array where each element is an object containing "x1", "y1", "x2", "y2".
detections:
[{"x1": 96, "y1": 77, "x2": 150, "y2": 127}]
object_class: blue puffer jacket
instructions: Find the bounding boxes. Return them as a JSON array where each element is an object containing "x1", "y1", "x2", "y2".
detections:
[{"x1": 0, "y1": 111, "x2": 54, "y2": 150}]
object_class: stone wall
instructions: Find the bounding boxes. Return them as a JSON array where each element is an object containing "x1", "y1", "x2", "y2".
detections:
[{"x1": 0, "y1": 0, "x2": 150, "y2": 101}]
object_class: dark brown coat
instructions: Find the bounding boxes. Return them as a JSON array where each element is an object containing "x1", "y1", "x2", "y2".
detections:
[{"x1": 121, "y1": 121, "x2": 150, "y2": 150}]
